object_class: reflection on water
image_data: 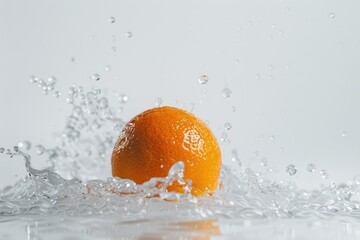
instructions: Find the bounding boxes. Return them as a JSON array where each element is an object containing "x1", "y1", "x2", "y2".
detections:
[{"x1": 1, "y1": 216, "x2": 360, "y2": 240}]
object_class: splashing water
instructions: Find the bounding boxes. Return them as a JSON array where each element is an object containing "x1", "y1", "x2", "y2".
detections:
[{"x1": 2, "y1": 85, "x2": 360, "y2": 238}]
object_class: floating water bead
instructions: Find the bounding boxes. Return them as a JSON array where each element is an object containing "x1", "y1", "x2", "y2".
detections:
[
  {"x1": 119, "y1": 94, "x2": 128, "y2": 103},
  {"x1": 17, "y1": 141, "x2": 31, "y2": 150},
  {"x1": 125, "y1": 32, "x2": 133, "y2": 38},
  {"x1": 353, "y1": 175, "x2": 360, "y2": 185},
  {"x1": 224, "y1": 122, "x2": 232, "y2": 130},
  {"x1": 307, "y1": 163, "x2": 316, "y2": 172},
  {"x1": 53, "y1": 91, "x2": 61, "y2": 98},
  {"x1": 222, "y1": 88, "x2": 232, "y2": 98},
  {"x1": 91, "y1": 74, "x2": 100, "y2": 81},
  {"x1": 105, "y1": 65, "x2": 111, "y2": 72},
  {"x1": 35, "y1": 145, "x2": 45, "y2": 155},
  {"x1": 260, "y1": 158, "x2": 268, "y2": 167},
  {"x1": 329, "y1": 12, "x2": 335, "y2": 19},
  {"x1": 108, "y1": 17, "x2": 116, "y2": 23},
  {"x1": 198, "y1": 75, "x2": 208, "y2": 84},
  {"x1": 47, "y1": 76, "x2": 57, "y2": 85},
  {"x1": 320, "y1": 169, "x2": 329, "y2": 179},
  {"x1": 155, "y1": 97, "x2": 163, "y2": 107},
  {"x1": 286, "y1": 164, "x2": 297, "y2": 176}
]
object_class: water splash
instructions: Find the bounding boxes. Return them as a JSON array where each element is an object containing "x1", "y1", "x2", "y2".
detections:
[{"x1": 1, "y1": 85, "x2": 360, "y2": 223}]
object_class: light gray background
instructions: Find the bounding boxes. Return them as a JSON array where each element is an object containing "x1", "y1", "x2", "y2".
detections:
[{"x1": 0, "y1": 0, "x2": 359, "y2": 189}]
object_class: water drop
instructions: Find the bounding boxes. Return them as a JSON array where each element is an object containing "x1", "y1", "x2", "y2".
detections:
[
  {"x1": 35, "y1": 145, "x2": 45, "y2": 155},
  {"x1": 353, "y1": 175, "x2": 360, "y2": 185},
  {"x1": 119, "y1": 94, "x2": 128, "y2": 103},
  {"x1": 198, "y1": 75, "x2": 208, "y2": 84},
  {"x1": 0, "y1": 147, "x2": 4, "y2": 153},
  {"x1": 71, "y1": 57, "x2": 75, "y2": 62},
  {"x1": 255, "y1": 73, "x2": 261, "y2": 79},
  {"x1": 91, "y1": 74, "x2": 100, "y2": 81},
  {"x1": 98, "y1": 97, "x2": 109, "y2": 109},
  {"x1": 260, "y1": 158, "x2": 268, "y2": 167},
  {"x1": 125, "y1": 32, "x2": 133, "y2": 38},
  {"x1": 329, "y1": 12, "x2": 335, "y2": 19},
  {"x1": 155, "y1": 97, "x2": 163, "y2": 107},
  {"x1": 234, "y1": 59, "x2": 240, "y2": 64},
  {"x1": 66, "y1": 97, "x2": 74, "y2": 104},
  {"x1": 53, "y1": 91, "x2": 61, "y2": 98},
  {"x1": 108, "y1": 16, "x2": 116, "y2": 23},
  {"x1": 105, "y1": 65, "x2": 111, "y2": 72},
  {"x1": 341, "y1": 131, "x2": 347, "y2": 137},
  {"x1": 222, "y1": 88, "x2": 232, "y2": 98},
  {"x1": 47, "y1": 76, "x2": 57, "y2": 85},
  {"x1": 29, "y1": 76, "x2": 38, "y2": 83},
  {"x1": 286, "y1": 164, "x2": 297, "y2": 176},
  {"x1": 320, "y1": 169, "x2": 329, "y2": 179},
  {"x1": 232, "y1": 106, "x2": 236, "y2": 112},
  {"x1": 224, "y1": 122, "x2": 232, "y2": 130},
  {"x1": 307, "y1": 163, "x2": 316, "y2": 173},
  {"x1": 18, "y1": 141, "x2": 31, "y2": 150},
  {"x1": 270, "y1": 135, "x2": 275, "y2": 141}
]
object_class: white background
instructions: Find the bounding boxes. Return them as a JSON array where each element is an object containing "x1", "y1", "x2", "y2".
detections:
[{"x1": 0, "y1": 0, "x2": 359, "y2": 189}]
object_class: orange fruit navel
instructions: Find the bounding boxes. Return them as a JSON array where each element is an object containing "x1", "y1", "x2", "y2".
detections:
[{"x1": 111, "y1": 106, "x2": 221, "y2": 196}]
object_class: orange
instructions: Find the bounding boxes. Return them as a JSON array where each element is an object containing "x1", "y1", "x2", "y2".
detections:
[{"x1": 111, "y1": 106, "x2": 222, "y2": 196}]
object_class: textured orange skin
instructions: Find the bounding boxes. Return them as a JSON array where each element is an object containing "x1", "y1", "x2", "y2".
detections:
[{"x1": 111, "y1": 106, "x2": 222, "y2": 196}]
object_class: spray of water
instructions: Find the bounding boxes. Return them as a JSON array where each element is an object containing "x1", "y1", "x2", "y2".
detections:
[{"x1": 1, "y1": 81, "x2": 360, "y2": 223}]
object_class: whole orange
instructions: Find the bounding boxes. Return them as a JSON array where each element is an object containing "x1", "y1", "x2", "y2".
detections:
[{"x1": 111, "y1": 106, "x2": 221, "y2": 196}]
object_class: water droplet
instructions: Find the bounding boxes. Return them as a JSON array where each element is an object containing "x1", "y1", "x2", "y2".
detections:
[
  {"x1": 98, "y1": 97, "x2": 109, "y2": 109},
  {"x1": 270, "y1": 135, "x2": 275, "y2": 141},
  {"x1": 0, "y1": 147, "x2": 4, "y2": 153},
  {"x1": 119, "y1": 94, "x2": 128, "y2": 103},
  {"x1": 160, "y1": 164, "x2": 164, "y2": 169},
  {"x1": 307, "y1": 163, "x2": 316, "y2": 173},
  {"x1": 66, "y1": 97, "x2": 74, "y2": 104},
  {"x1": 255, "y1": 73, "x2": 261, "y2": 79},
  {"x1": 198, "y1": 75, "x2": 208, "y2": 84},
  {"x1": 260, "y1": 158, "x2": 268, "y2": 167},
  {"x1": 35, "y1": 145, "x2": 45, "y2": 155},
  {"x1": 353, "y1": 175, "x2": 360, "y2": 185},
  {"x1": 329, "y1": 12, "x2": 335, "y2": 19},
  {"x1": 71, "y1": 57, "x2": 75, "y2": 62},
  {"x1": 286, "y1": 164, "x2": 297, "y2": 176},
  {"x1": 53, "y1": 91, "x2": 61, "y2": 98},
  {"x1": 224, "y1": 122, "x2": 232, "y2": 130},
  {"x1": 108, "y1": 16, "x2": 116, "y2": 23},
  {"x1": 234, "y1": 59, "x2": 240, "y2": 64},
  {"x1": 94, "y1": 89, "x2": 101, "y2": 95},
  {"x1": 220, "y1": 132, "x2": 229, "y2": 144},
  {"x1": 18, "y1": 141, "x2": 31, "y2": 150},
  {"x1": 105, "y1": 65, "x2": 111, "y2": 72},
  {"x1": 222, "y1": 88, "x2": 232, "y2": 98},
  {"x1": 341, "y1": 131, "x2": 347, "y2": 137},
  {"x1": 47, "y1": 76, "x2": 57, "y2": 85},
  {"x1": 29, "y1": 75, "x2": 38, "y2": 83},
  {"x1": 155, "y1": 97, "x2": 163, "y2": 107},
  {"x1": 91, "y1": 74, "x2": 100, "y2": 81},
  {"x1": 320, "y1": 169, "x2": 329, "y2": 179},
  {"x1": 125, "y1": 32, "x2": 133, "y2": 38},
  {"x1": 232, "y1": 106, "x2": 236, "y2": 112}
]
